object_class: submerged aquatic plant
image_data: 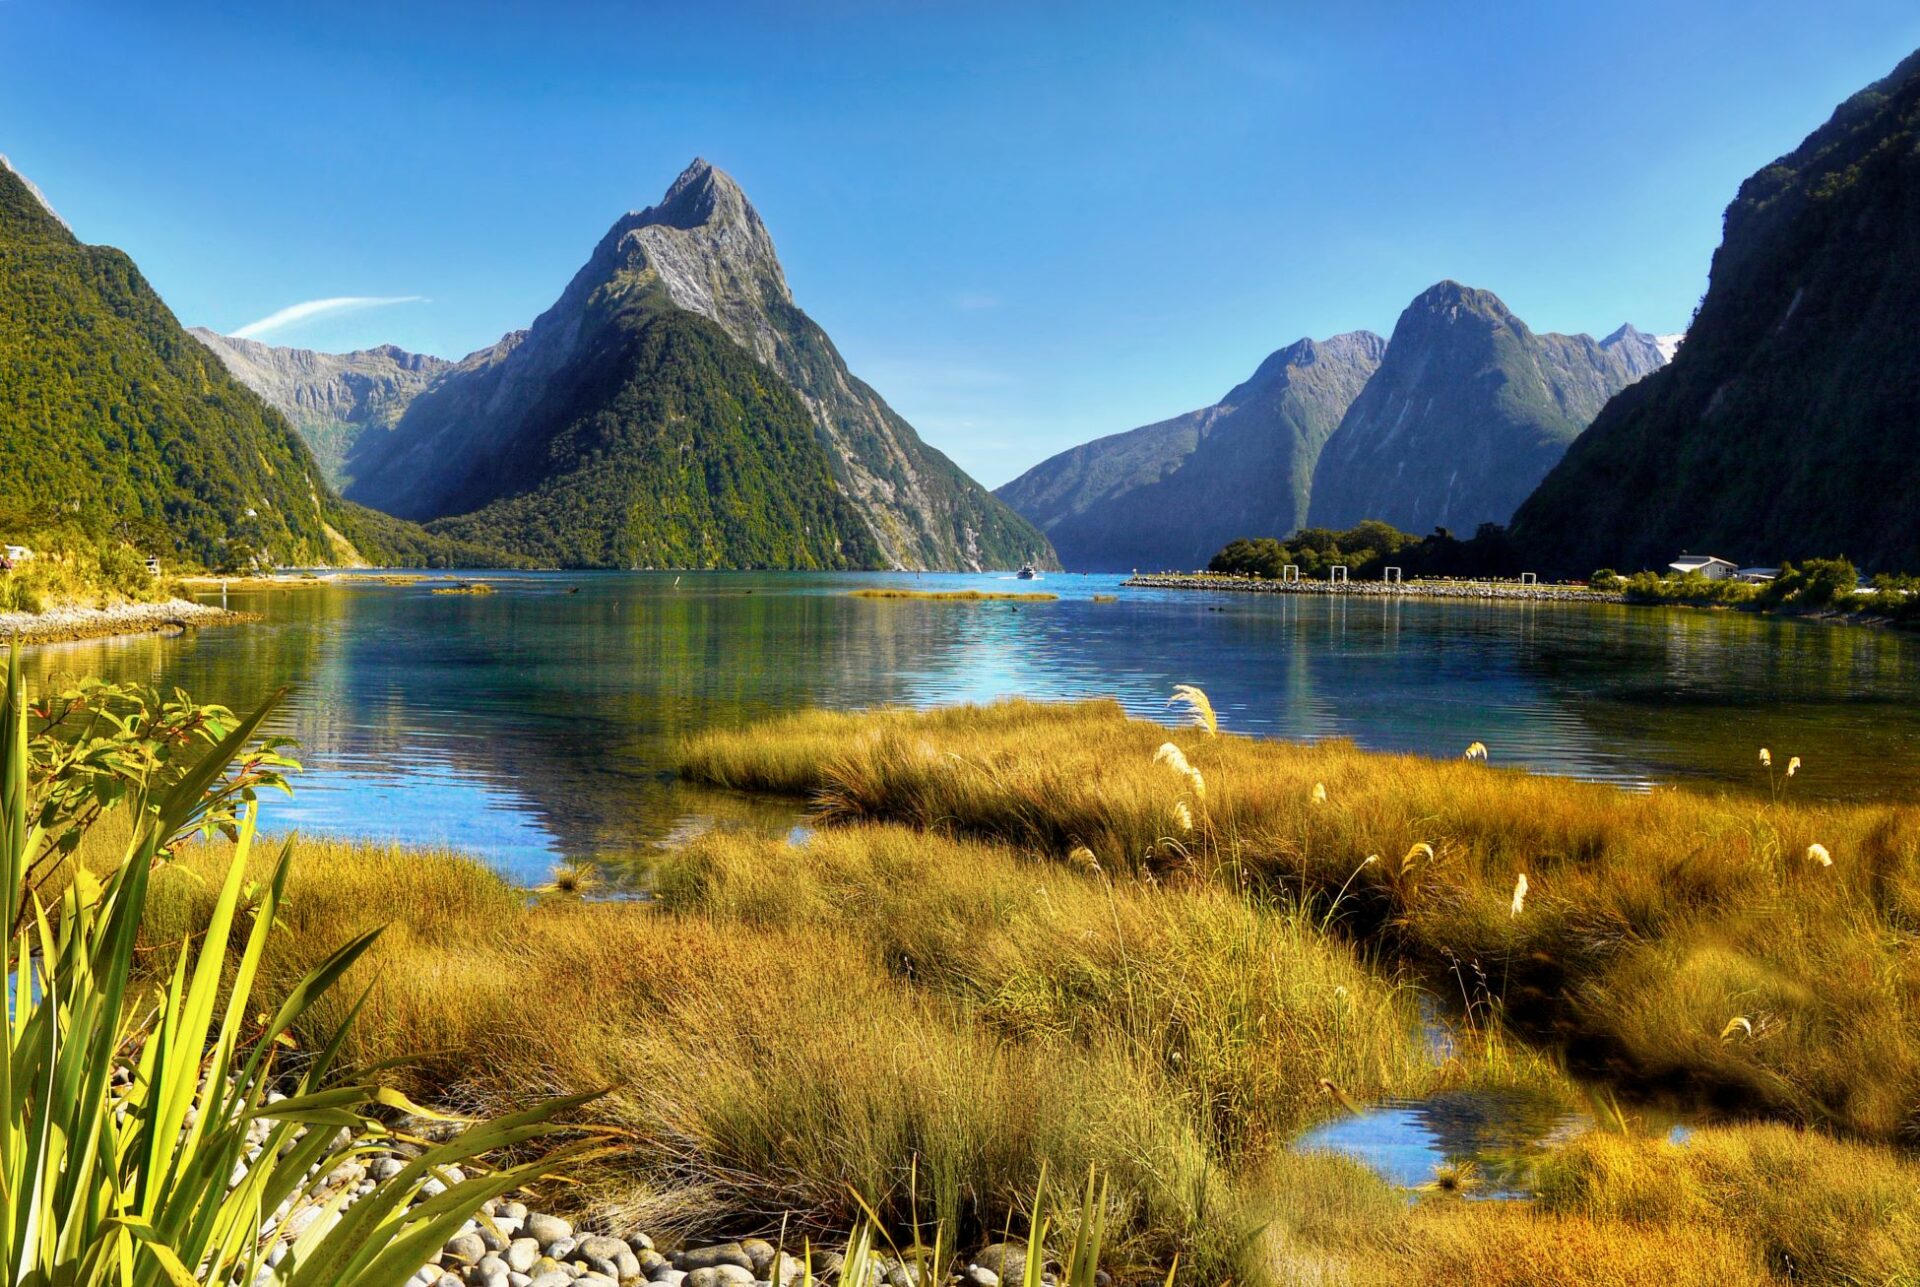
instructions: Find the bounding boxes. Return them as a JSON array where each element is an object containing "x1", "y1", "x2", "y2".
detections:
[{"x1": 543, "y1": 859, "x2": 602, "y2": 895}]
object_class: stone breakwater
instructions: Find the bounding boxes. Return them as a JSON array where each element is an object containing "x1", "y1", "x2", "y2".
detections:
[
  {"x1": 1124, "y1": 574, "x2": 1624, "y2": 604},
  {"x1": 0, "y1": 597, "x2": 254, "y2": 646}
]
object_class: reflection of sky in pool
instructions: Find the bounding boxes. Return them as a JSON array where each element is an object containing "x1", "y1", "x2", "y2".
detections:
[
  {"x1": 1293, "y1": 1089, "x2": 1589, "y2": 1198},
  {"x1": 253, "y1": 761, "x2": 563, "y2": 886}
]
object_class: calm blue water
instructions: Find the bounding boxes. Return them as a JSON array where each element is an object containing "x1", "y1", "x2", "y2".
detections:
[{"x1": 18, "y1": 571, "x2": 1920, "y2": 882}]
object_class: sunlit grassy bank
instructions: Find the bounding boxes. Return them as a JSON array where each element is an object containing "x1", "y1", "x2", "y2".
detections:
[
  {"x1": 132, "y1": 822, "x2": 1920, "y2": 1282},
  {"x1": 137, "y1": 825, "x2": 1496, "y2": 1278},
  {"x1": 683, "y1": 699, "x2": 1920, "y2": 1144}
]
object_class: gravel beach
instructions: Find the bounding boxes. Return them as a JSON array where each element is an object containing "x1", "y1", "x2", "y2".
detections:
[{"x1": 0, "y1": 597, "x2": 254, "y2": 646}]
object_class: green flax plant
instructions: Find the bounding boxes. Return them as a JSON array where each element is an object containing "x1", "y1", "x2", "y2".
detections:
[{"x1": 0, "y1": 647, "x2": 600, "y2": 1285}]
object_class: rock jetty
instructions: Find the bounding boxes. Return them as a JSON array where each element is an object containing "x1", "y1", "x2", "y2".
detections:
[
  {"x1": 0, "y1": 597, "x2": 252, "y2": 646},
  {"x1": 1124, "y1": 573, "x2": 1622, "y2": 604}
]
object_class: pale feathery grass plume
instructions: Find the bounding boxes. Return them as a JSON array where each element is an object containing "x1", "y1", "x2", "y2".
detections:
[
  {"x1": 1068, "y1": 844, "x2": 1102, "y2": 874},
  {"x1": 1152, "y1": 742, "x2": 1205, "y2": 797},
  {"x1": 1311, "y1": 782, "x2": 1328, "y2": 805},
  {"x1": 1510, "y1": 871, "x2": 1529, "y2": 917},
  {"x1": 1153, "y1": 742, "x2": 1192, "y2": 775},
  {"x1": 1463, "y1": 740, "x2": 1489, "y2": 763},
  {"x1": 1721, "y1": 1016, "x2": 1754, "y2": 1040},
  {"x1": 1401, "y1": 841, "x2": 1434, "y2": 875},
  {"x1": 1787, "y1": 756, "x2": 1802, "y2": 777},
  {"x1": 1807, "y1": 842, "x2": 1832, "y2": 867},
  {"x1": 1169, "y1": 684, "x2": 1218, "y2": 735},
  {"x1": 1171, "y1": 801, "x2": 1194, "y2": 832},
  {"x1": 1759, "y1": 747, "x2": 1772, "y2": 767}
]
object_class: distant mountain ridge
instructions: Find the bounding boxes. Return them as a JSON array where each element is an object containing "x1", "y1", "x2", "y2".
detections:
[
  {"x1": 0, "y1": 153, "x2": 494, "y2": 569},
  {"x1": 188, "y1": 330, "x2": 451, "y2": 490},
  {"x1": 996, "y1": 331, "x2": 1386, "y2": 571},
  {"x1": 1306, "y1": 282, "x2": 1667, "y2": 534},
  {"x1": 998, "y1": 283, "x2": 1668, "y2": 571},
  {"x1": 1511, "y1": 48, "x2": 1920, "y2": 574},
  {"x1": 342, "y1": 160, "x2": 1052, "y2": 571}
]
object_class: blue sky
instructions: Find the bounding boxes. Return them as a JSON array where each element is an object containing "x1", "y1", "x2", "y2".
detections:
[{"x1": 4, "y1": 2, "x2": 1917, "y2": 487}]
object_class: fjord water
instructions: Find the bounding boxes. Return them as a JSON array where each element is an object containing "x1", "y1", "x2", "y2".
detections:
[{"x1": 20, "y1": 572, "x2": 1920, "y2": 882}]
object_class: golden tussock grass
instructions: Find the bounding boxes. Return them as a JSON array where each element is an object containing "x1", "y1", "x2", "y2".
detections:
[
  {"x1": 128, "y1": 814, "x2": 1920, "y2": 1282},
  {"x1": 136, "y1": 825, "x2": 1483, "y2": 1277},
  {"x1": 682, "y1": 699, "x2": 1920, "y2": 1142}
]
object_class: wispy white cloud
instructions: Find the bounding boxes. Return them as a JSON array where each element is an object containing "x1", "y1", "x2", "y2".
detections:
[
  {"x1": 232, "y1": 295, "x2": 426, "y2": 339},
  {"x1": 952, "y1": 292, "x2": 1000, "y2": 311}
]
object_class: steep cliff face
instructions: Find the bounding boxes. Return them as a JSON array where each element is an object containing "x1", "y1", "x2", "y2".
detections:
[
  {"x1": 347, "y1": 160, "x2": 1053, "y2": 570},
  {"x1": 997, "y1": 332, "x2": 1385, "y2": 570},
  {"x1": 1512, "y1": 49, "x2": 1920, "y2": 574},
  {"x1": 1306, "y1": 283, "x2": 1664, "y2": 534},
  {"x1": 187, "y1": 329, "x2": 450, "y2": 489}
]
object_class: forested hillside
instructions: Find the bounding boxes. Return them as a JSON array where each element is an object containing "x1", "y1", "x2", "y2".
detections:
[{"x1": 0, "y1": 156, "x2": 505, "y2": 570}]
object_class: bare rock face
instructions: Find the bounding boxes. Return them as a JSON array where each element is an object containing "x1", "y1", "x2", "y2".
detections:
[
  {"x1": 997, "y1": 331, "x2": 1387, "y2": 571},
  {"x1": 344, "y1": 160, "x2": 1052, "y2": 572},
  {"x1": 187, "y1": 329, "x2": 451, "y2": 489},
  {"x1": 1306, "y1": 282, "x2": 1668, "y2": 535}
]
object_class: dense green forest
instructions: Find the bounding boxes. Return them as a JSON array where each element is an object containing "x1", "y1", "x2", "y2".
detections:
[
  {"x1": 426, "y1": 298, "x2": 881, "y2": 569},
  {"x1": 1511, "y1": 49, "x2": 1920, "y2": 574},
  {"x1": 1208, "y1": 521, "x2": 1525, "y2": 580},
  {"x1": 0, "y1": 161, "x2": 508, "y2": 575}
]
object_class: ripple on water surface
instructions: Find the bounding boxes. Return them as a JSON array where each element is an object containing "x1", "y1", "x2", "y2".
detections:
[{"x1": 20, "y1": 571, "x2": 1920, "y2": 876}]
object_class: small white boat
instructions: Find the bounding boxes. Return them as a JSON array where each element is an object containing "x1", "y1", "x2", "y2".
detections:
[{"x1": 1016, "y1": 562, "x2": 1041, "y2": 580}]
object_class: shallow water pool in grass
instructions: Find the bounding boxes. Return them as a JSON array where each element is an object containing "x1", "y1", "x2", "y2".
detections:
[{"x1": 1293, "y1": 1088, "x2": 1589, "y2": 1198}]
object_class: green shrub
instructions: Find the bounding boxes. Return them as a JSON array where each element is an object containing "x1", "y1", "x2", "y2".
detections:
[{"x1": 0, "y1": 652, "x2": 594, "y2": 1284}]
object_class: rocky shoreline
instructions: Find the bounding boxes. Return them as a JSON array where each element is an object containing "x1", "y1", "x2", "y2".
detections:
[
  {"x1": 265, "y1": 1119, "x2": 1075, "y2": 1287},
  {"x1": 1124, "y1": 573, "x2": 1624, "y2": 604},
  {"x1": 0, "y1": 597, "x2": 255, "y2": 646},
  {"x1": 404, "y1": 1201, "x2": 1053, "y2": 1287},
  {"x1": 304, "y1": 1143, "x2": 1067, "y2": 1287}
]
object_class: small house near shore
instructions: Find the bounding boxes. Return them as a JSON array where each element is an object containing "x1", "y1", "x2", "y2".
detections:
[
  {"x1": 3, "y1": 545, "x2": 32, "y2": 563},
  {"x1": 1669, "y1": 554, "x2": 1738, "y2": 580},
  {"x1": 1735, "y1": 567, "x2": 1780, "y2": 584}
]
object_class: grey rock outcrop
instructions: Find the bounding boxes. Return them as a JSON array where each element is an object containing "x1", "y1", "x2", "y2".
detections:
[{"x1": 187, "y1": 330, "x2": 451, "y2": 489}]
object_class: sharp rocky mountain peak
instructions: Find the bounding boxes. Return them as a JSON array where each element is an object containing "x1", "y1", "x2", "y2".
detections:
[{"x1": 329, "y1": 160, "x2": 1049, "y2": 571}]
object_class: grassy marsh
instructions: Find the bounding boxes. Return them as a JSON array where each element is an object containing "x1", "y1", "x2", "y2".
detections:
[
  {"x1": 115, "y1": 694, "x2": 1920, "y2": 1282},
  {"x1": 683, "y1": 699, "x2": 1920, "y2": 1142},
  {"x1": 129, "y1": 823, "x2": 1920, "y2": 1283},
  {"x1": 135, "y1": 826, "x2": 1500, "y2": 1277}
]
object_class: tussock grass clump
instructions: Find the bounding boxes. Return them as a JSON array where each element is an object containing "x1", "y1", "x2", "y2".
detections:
[
  {"x1": 848, "y1": 588, "x2": 1058, "y2": 601},
  {"x1": 1535, "y1": 1124, "x2": 1920, "y2": 1281},
  {"x1": 131, "y1": 787, "x2": 1920, "y2": 1282},
  {"x1": 138, "y1": 824, "x2": 1491, "y2": 1278},
  {"x1": 682, "y1": 699, "x2": 1920, "y2": 1141}
]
